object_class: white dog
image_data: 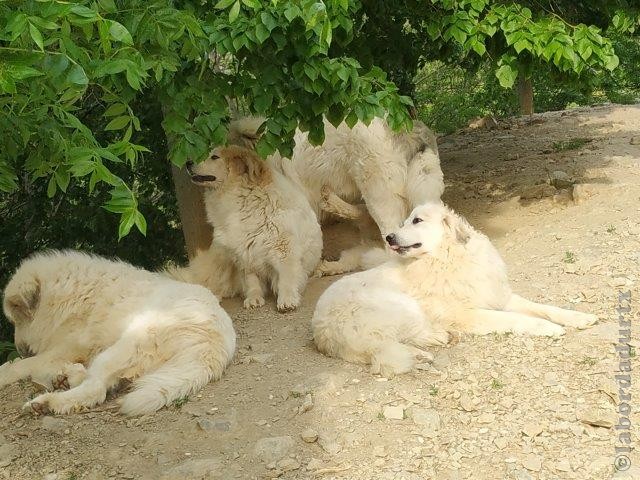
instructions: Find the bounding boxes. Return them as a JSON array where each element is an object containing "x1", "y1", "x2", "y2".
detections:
[
  {"x1": 184, "y1": 145, "x2": 322, "y2": 312},
  {"x1": 311, "y1": 203, "x2": 598, "y2": 377},
  {"x1": 230, "y1": 116, "x2": 445, "y2": 237},
  {"x1": 1, "y1": 250, "x2": 236, "y2": 415}
]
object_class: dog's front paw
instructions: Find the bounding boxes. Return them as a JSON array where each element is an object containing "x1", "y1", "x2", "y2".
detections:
[
  {"x1": 244, "y1": 296, "x2": 265, "y2": 309},
  {"x1": 426, "y1": 330, "x2": 451, "y2": 346},
  {"x1": 568, "y1": 312, "x2": 598, "y2": 330},
  {"x1": 23, "y1": 394, "x2": 53, "y2": 416},
  {"x1": 277, "y1": 295, "x2": 300, "y2": 313},
  {"x1": 535, "y1": 321, "x2": 566, "y2": 337}
]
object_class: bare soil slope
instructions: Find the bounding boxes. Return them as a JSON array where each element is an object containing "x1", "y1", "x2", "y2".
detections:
[{"x1": 1, "y1": 104, "x2": 639, "y2": 480}]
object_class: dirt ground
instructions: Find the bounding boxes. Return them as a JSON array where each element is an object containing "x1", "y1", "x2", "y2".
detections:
[{"x1": 1, "y1": 104, "x2": 639, "y2": 480}]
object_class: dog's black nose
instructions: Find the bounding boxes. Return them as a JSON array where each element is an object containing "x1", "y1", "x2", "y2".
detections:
[{"x1": 385, "y1": 234, "x2": 397, "y2": 246}]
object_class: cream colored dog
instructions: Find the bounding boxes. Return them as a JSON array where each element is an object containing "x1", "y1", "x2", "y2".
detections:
[
  {"x1": 230, "y1": 117, "x2": 444, "y2": 237},
  {"x1": 184, "y1": 146, "x2": 322, "y2": 312},
  {"x1": 311, "y1": 203, "x2": 598, "y2": 377},
  {"x1": 1, "y1": 250, "x2": 236, "y2": 415}
]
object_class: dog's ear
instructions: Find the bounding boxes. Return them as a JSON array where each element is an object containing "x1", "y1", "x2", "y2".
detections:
[
  {"x1": 3, "y1": 278, "x2": 40, "y2": 324},
  {"x1": 223, "y1": 146, "x2": 271, "y2": 186},
  {"x1": 227, "y1": 118, "x2": 264, "y2": 149},
  {"x1": 442, "y1": 211, "x2": 471, "y2": 244}
]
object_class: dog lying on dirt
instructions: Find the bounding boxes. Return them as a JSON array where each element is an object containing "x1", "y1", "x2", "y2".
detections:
[
  {"x1": 230, "y1": 116, "x2": 445, "y2": 238},
  {"x1": 181, "y1": 145, "x2": 322, "y2": 312},
  {"x1": 311, "y1": 202, "x2": 598, "y2": 377},
  {"x1": 1, "y1": 250, "x2": 236, "y2": 415}
]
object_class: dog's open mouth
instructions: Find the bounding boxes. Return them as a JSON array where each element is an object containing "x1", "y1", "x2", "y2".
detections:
[
  {"x1": 186, "y1": 164, "x2": 217, "y2": 184},
  {"x1": 390, "y1": 243, "x2": 422, "y2": 254}
]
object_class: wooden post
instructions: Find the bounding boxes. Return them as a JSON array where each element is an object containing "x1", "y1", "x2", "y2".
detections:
[
  {"x1": 171, "y1": 164, "x2": 212, "y2": 259},
  {"x1": 518, "y1": 75, "x2": 534, "y2": 116}
]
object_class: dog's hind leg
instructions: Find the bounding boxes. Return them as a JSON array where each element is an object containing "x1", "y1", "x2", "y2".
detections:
[
  {"x1": 320, "y1": 186, "x2": 368, "y2": 221},
  {"x1": 119, "y1": 342, "x2": 230, "y2": 415},
  {"x1": 452, "y1": 308, "x2": 566, "y2": 336},
  {"x1": 24, "y1": 334, "x2": 142, "y2": 415},
  {"x1": 505, "y1": 294, "x2": 597, "y2": 329}
]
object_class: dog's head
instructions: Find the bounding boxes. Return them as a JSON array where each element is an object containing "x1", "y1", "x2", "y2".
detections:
[
  {"x1": 186, "y1": 145, "x2": 270, "y2": 188},
  {"x1": 385, "y1": 202, "x2": 472, "y2": 258},
  {"x1": 3, "y1": 265, "x2": 41, "y2": 356}
]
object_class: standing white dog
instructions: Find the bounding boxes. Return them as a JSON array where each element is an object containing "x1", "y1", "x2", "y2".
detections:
[
  {"x1": 311, "y1": 203, "x2": 598, "y2": 377},
  {"x1": 185, "y1": 145, "x2": 322, "y2": 311},
  {"x1": 230, "y1": 117, "x2": 445, "y2": 237},
  {"x1": 1, "y1": 250, "x2": 236, "y2": 415}
]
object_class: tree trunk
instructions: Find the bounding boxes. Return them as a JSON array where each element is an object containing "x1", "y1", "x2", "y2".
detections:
[
  {"x1": 171, "y1": 164, "x2": 212, "y2": 259},
  {"x1": 518, "y1": 76, "x2": 534, "y2": 116}
]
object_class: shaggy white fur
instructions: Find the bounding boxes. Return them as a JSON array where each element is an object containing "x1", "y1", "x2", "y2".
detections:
[
  {"x1": 230, "y1": 116, "x2": 445, "y2": 237},
  {"x1": 183, "y1": 145, "x2": 322, "y2": 312},
  {"x1": 311, "y1": 203, "x2": 598, "y2": 377},
  {"x1": 1, "y1": 250, "x2": 236, "y2": 415}
]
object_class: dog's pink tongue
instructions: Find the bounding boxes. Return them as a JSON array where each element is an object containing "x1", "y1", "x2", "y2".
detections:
[{"x1": 390, "y1": 245, "x2": 400, "y2": 251}]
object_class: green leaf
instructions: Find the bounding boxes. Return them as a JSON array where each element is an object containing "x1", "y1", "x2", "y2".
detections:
[
  {"x1": 495, "y1": 64, "x2": 518, "y2": 88},
  {"x1": 229, "y1": 1, "x2": 241, "y2": 22},
  {"x1": 241, "y1": 0, "x2": 261, "y2": 9},
  {"x1": 107, "y1": 20, "x2": 133, "y2": 45},
  {"x1": 104, "y1": 103, "x2": 127, "y2": 117},
  {"x1": 47, "y1": 175, "x2": 57, "y2": 198},
  {"x1": 256, "y1": 23, "x2": 269, "y2": 43},
  {"x1": 67, "y1": 65, "x2": 89, "y2": 85},
  {"x1": 29, "y1": 23, "x2": 44, "y2": 50},
  {"x1": 54, "y1": 169, "x2": 70, "y2": 193},
  {"x1": 215, "y1": 0, "x2": 235, "y2": 8},
  {"x1": 105, "y1": 116, "x2": 130, "y2": 131},
  {"x1": 118, "y1": 209, "x2": 136, "y2": 240},
  {"x1": 134, "y1": 211, "x2": 147, "y2": 236}
]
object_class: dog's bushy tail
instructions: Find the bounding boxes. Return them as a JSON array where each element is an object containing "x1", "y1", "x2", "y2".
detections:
[
  {"x1": 119, "y1": 339, "x2": 234, "y2": 416},
  {"x1": 370, "y1": 342, "x2": 417, "y2": 378}
]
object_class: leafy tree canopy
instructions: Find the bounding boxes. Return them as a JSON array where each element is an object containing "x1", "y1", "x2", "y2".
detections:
[{"x1": 0, "y1": 0, "x2": 637, "y2": 237}]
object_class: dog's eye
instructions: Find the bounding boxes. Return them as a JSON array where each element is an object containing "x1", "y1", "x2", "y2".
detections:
[
  {"x1": 412, "y1": 217, "x2": 423, "y2": 225},
  {"x1": 211, "y1": 154, "x2": 220, "y2": 160}
]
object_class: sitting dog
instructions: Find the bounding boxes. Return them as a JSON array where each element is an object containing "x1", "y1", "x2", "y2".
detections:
[
  {"x1": 185, "y1": 145, "x2": 322, "y2": 312},
  {"x1": 311, "y1": 203, "x2": 598, "y2": 377},
  {"x1": 1, "y1": 250, "x2": 236, "y2": 415}
]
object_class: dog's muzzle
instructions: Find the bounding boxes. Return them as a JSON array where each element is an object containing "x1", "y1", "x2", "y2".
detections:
[
  {"x1": 185, "y1": 161, "x2": 216, "y2": 183},
  {"x1": 386, "y1": 234, "x2": 422, "y2": 254}
]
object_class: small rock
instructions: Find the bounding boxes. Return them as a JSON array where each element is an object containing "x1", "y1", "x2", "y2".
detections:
[
  {"x1": 477, "y1": 413, "x2": 495, "y2": 424},
  {"x1": 407, "y1": 408, "x2": 440, "y2": 436},
  {"x1": 382, "y1": 406, "x2": 404, "y2": 420},
  {"x1": 160, "y1": 458, "x2": 221, "y2": 480},
  {"x1": 250, "y1": 353, "x2": 274, "y2": 364},
  {"x1": 458, "y1": 394, "x2": 477, "y2": 412},
  {"x1": 0, "y1": 444, "x2": 17, "y2": 468},
  {"x1": 579, "y1": 409, "x2": 616, "y2": 428},
  {"x1": 300, "y1": 428, "x2": 318, "y2": 443},
  {"x1": 373, "y1": 445, "x2": 386, "y2": 457},
  {"x1": 254, "y1": 436, "x2": 294, "y2": 464},
  {"x1": 374, "y1": 458, "x2": 386, "y2": 467},
  {"x1": 514, "y1": 470, "x2": 533, "y2": 480},
  {"x1": 277, "y1": 458, "x2": 300, "y2": 472},
  {"x1": 432, "y1": 351, "x2": 451, "y2": 370},
  {"x1": 522, "y1": 423, "x2": 543, "y2": 438},
  {"x1": 318, "y1": 436, "x2": 342, "y2": 455},
  {"x1": 543, "y1": 372, "x2": 558, "y2": 386},
  {"x1": 550, "y1": 170, "x2": 573, "y2": 189},
  {"x1": 197, "y1": 418, "x2": 231, "y2": 432},
  {"x1": 630, "y1": 135, "x2": 640, "y2": 145},
  {"x1": 298, "y1": 393, "x2": 314, "y2": 414},
  {"x1": 523, "y1": 454, "x2": 542, "y2": 472},
  {"x1": 307, "y1": 458, "x2": 323, "y2": 471},
  {"x1": 41, "y1": 416, "x2": 69, "y2": 434},
  {"x1": 555, "y1": 459, "x2": 572, "y2": 472},
  {"x1": 493, "y1": 437, "x2": 508, "y2": 450}
]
